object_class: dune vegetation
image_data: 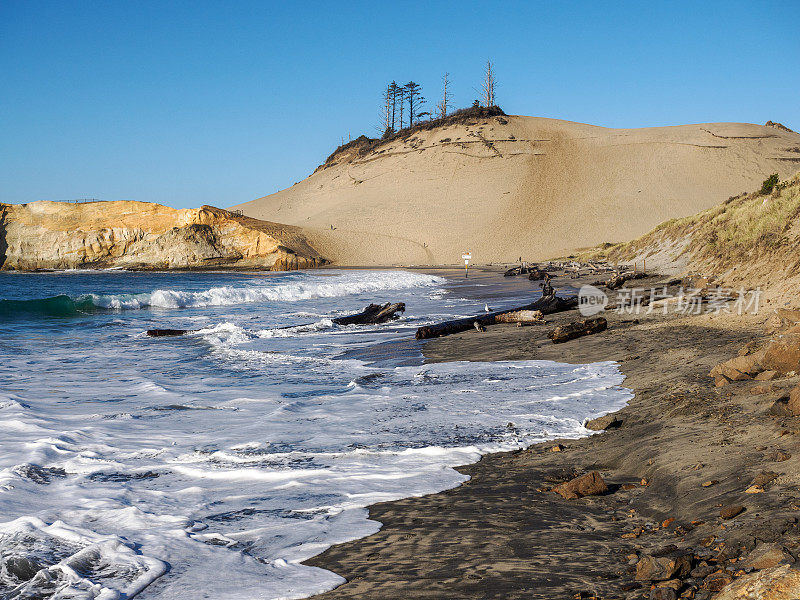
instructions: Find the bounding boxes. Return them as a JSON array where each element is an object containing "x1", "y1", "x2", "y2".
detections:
[{"x1": 584, "y1": 172, "x2": 800, "y2": 267}]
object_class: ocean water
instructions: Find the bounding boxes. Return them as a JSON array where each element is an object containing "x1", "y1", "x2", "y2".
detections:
[{"x1": 0, "y1": 269, "x2": 632, "y2": 600}]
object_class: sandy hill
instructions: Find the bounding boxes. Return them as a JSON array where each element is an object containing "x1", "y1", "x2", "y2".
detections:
[
  {"x1": 0, "y1": 201, "x2": 323, "y2": 271},
  {"x1": 234, "y1": 112, "x2": 800, "y2": 266}
]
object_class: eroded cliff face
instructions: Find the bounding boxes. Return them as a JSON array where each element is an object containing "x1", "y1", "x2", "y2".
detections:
[{"x1": 0, "y1": 200, "x2": 324, "y2": 271}]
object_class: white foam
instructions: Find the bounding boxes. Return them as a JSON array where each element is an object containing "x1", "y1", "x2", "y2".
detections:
[
  {"x1": 0, "y1": 516, "x2": 167, "y2": 599},
  {"x1": 0, "y1": 268, "x2": 630, "y2": 599},
  {"x1": 0, "y1": 358, "x2": 630, "y2": 600},
  {"x1": 85, "y1": 271, "x2": 444, "y2": 310}
]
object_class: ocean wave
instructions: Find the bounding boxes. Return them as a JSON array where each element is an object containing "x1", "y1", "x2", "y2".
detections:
[
  {"x1": 0, "y1": 271, "x2": 444, "y2": 318},
  {"x1": 0, "y1": 295, "x2": 101, "y2": 318}
]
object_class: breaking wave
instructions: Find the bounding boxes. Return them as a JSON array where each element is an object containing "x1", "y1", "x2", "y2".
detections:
[
  {"x1": 0, "y1": 271, "x2": 444, "y2": 318},
  {"x1": 0, "y1": 295, "x2": 100, "y2": 318}
]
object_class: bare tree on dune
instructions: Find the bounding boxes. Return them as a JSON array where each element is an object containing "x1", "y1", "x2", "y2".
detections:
[
  {"x1": 482, "y1": 59, "x2": 497, "y2": 107},
  {"x1": 389, "y1": 80, "x2": 399, "y2": 131},
  {"x1": 404, "y1": 81, "x2": 425, "y2": 127},
  {"x1": 379, "y1": 83, "x2": 393, "y2": 136},
  {"x1": 397, "y1": 84, "x2": 406, "y2": 129},
  {"x1": 437, "y1": 72, "x2": 452, "y2": 119}
]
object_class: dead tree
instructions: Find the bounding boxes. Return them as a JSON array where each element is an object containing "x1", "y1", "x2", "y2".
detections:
[
  {"x1": 482, "y1": 59, "x2": 497, "y2": 107},
  {"x1": 389, "y1": 81, "x2": 399, "y2": 131},
  {"x1": 404, "y1": 81, "x2": 425, "y2": 127},
  {"x1": 397, "y1": 85, "x2": 406, "y2": 129},
  {"x1": 437, "y1": 72, "x2": 452, "y2": 119},
  {"x1": 379, "y1": 83, "x2": 393, "y2": 136}
]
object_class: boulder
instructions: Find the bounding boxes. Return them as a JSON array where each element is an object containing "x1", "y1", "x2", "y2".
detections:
[
  {"x1": 720, "y1": 505, "x2": 745, "y2": 519},
  {"x1": 704, "y1": 570, "x2": 734, "y2": 592},
  {"x1": 715, "y1": 374, "x2": 732, "y2": 387},
  {"x1": 584, "y1": 414, "x2": 622, "y2": 431},
  {"x1": 635, "y1": 554, "x2": 692, "y2": 581},
  {"x1": 761, "y1": 334, "x2": 800, "y2": 374},
  {"x1": 548, "y1": 317, "x2": 608, "y2": 344},
  {"x1": 713, "y1": 565, "x2": 800, "y2": 599},
  {"x1": 649, "y1": 587, "x2": 677, "y2": 600},
  {"x1": 552, "y1": 471, "x2": 608, "y2": 499},
  {"x1": 751, "y1": 471, "x2": 779, "y2": 488},
  {"x1": 766, "y1": 308, "x2": 800, "y2": 333},
  {"x1": 742, "y1": 543, "x2": 794, "y2": 570},
  {"x1": 754, "y1": 370, "x2": 779, "y2": 381},
  {"x1": 709, "y1": 352, "x2": 765, "y2": 381}
]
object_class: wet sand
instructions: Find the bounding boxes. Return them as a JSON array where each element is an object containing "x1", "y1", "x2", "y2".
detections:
[{"x1": 305, "y1": 269, "x2": 800, "y2": 599}]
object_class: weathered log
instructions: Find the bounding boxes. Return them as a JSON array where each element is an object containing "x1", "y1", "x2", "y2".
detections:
[
  {"x1": 528, "y1": 268, "x2": 550, "y2": 281},
  {"x1": 147, "y1": 302, "x2": 405, "y2": 338},
  {"x1": 415, "y1": 294, "x2": 578, "y2": 340},
  {"x1": 494, "y1": 310, "x2": 544, "y2": 324},
  {"x1": 605, "y1": 271, "x2": 649, "y2": 290},
  {"x1": 332, "y1": 302, "x2": 405, "y2": 325},
  {"x1": 147, "y1": 328, "x2": 191, "y2": 337},
  {"x1": 548, "y1": 317, "x2": 608, "y2": 344}
]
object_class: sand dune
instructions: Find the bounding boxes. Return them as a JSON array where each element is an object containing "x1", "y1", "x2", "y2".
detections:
[{"x1": 234, "y1": 116, "x2": 800, "y2": 265}]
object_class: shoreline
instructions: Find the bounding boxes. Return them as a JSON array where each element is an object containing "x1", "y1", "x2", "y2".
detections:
[{"x1": 304, "y1": 272, "x2": 799, "y2": 598}]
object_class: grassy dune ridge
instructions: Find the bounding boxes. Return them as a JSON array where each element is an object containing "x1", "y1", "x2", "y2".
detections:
[{"x1": 580, "y1": 171, "x2": 800, "y2": 277}]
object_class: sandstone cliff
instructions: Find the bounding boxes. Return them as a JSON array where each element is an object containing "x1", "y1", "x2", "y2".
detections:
[
  {"x1": 0, "y1": 200, "x2": 324, "y2": 271},
  {"x1": 234, "y1": 113, "x2": 800, "y2": 265}
]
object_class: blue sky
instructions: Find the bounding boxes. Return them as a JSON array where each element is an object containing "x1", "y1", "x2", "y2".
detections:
[{"x1": 2, "y1": 0, "x2": 798, "y2": 208}]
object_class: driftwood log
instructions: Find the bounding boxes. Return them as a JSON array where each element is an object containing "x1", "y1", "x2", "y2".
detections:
[
  {"x1": 598, "y1": 271, "x2": 649, "y2": 290},
  {"x1": 528, "y1": 268, "x2": 549, "y2": 281},
  {"x1": 332, "y1": 302, "x2": 405, "y2": 325},
  {"x1": 415, "y1": 294, "x2": 578, "y2": 340},
  {"x1": 494, "y1": 310, "x2": 544, "y2": 324},
  {"x1": 146, "y1": 328, "x2": 191, "y2": 337},
  {"x1": 548, "y1": 317, "x2": 608, "y2": 344},
  {"x1": 147, "y1": 302, "x2": 406, "y2": 337}
]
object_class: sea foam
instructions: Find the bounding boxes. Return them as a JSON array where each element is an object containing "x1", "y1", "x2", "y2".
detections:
[
  {"x1": 90, "y1": 271, "x2": 444, "y2": 310},
  {"x1": 0, "y1": 268, "x2": 631, "y2": 599}
]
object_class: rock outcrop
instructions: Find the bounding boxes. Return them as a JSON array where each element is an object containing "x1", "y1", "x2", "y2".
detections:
[
  {"x1": 713, "y1": 564, "x2": 800, "y2": 600},
  {"x1": 0, "y1": 201, "x2": 324, "y2": 271}
]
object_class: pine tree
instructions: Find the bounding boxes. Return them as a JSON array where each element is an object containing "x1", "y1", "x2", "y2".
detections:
[{"x1": 404, "y1": 81, "x2": 425, "y2": 127}]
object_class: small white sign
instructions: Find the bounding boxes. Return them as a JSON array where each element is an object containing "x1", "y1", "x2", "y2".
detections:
[{"x1": 462, "y1": 252, "x2": 472, "y2": 264}]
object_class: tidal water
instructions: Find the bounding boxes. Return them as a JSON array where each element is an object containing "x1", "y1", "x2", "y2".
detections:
[{"x1": 0, "y1": 269, "x2": 631, "y2": 599}]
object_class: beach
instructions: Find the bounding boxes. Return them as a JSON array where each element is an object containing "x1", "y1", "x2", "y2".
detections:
[
  {"x1": 0, "y1": 267, "x2": 636, "y2": 599},
  {"x1": 306, "y1": 269, "x2": 798, "y2": 599}
]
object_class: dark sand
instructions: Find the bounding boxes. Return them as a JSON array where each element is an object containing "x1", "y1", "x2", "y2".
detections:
[{"x1": 306, "y1": 270, "x2": 800, "y2": 599}]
